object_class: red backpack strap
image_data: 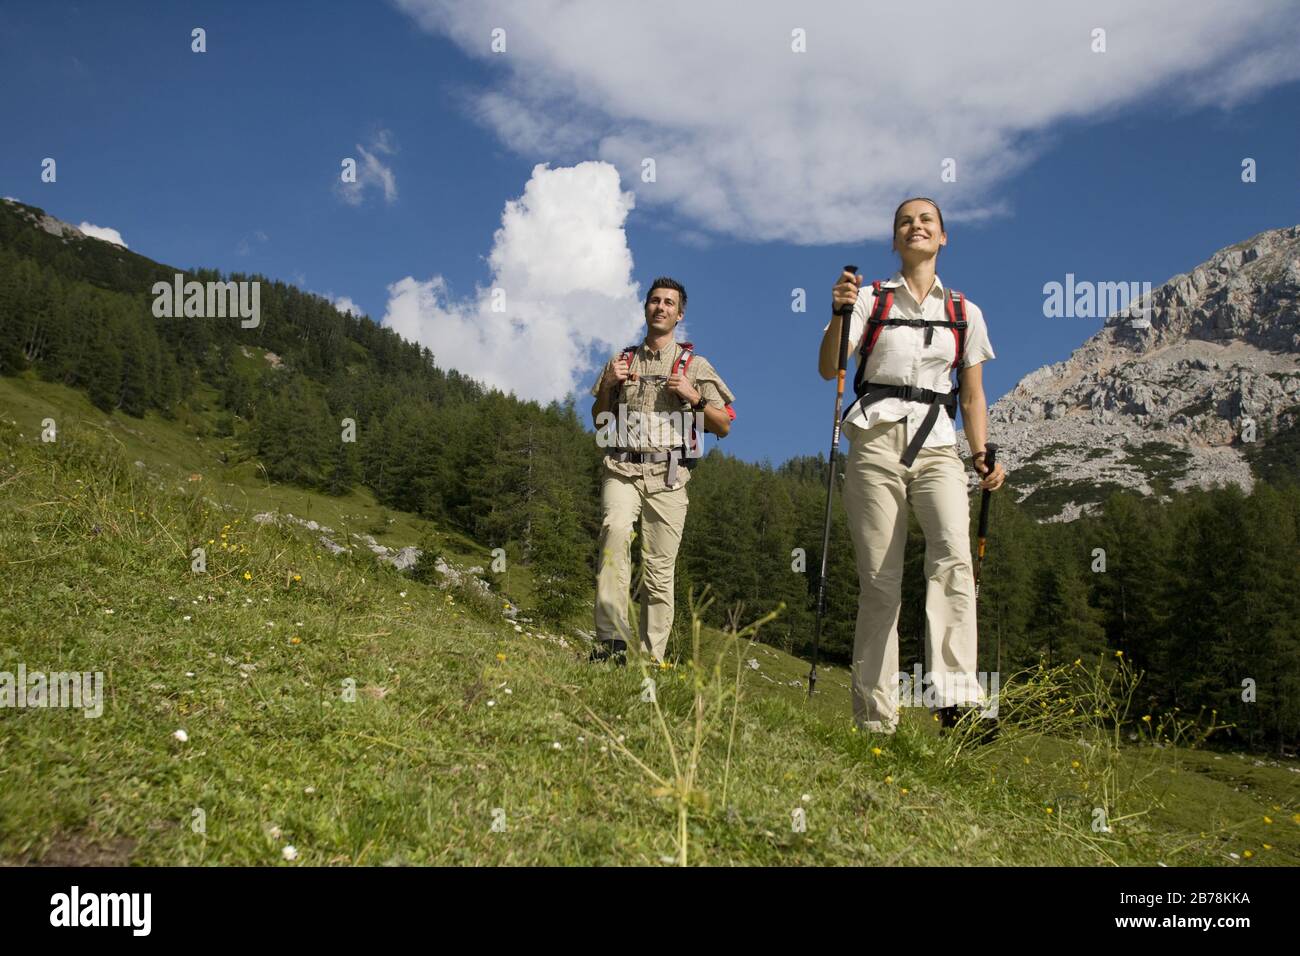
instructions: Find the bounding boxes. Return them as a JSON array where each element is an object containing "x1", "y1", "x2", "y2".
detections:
[
  {"x1": 852, "y1": 281, "x2": 894, "y2": 395},
  {"x1": 672, "y1": 343, "x2": 702, "y2": 454},
  {"x1": 944, "y1": 290, "x2": 968, "y2": 370},
  {"x1": 616, "y1": 344, "x2": 639, "y2": 379},
  {"x1": 861, "y1": 281, "x2": 894, "y2": 357},
  {"x1": 605, "y1": 344, "x2": 636, "y2": 394},
  {"x1": 671, "y1": 341, "x2": 695, "y2": 377}
]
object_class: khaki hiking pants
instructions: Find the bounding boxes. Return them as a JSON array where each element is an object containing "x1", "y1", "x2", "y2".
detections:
[
  {"x1": 842, "y1": 418, "x2": 985, "y2": 733},
  {"x1": 595, "y1": 472, "x2": 689, "y2": 661}
]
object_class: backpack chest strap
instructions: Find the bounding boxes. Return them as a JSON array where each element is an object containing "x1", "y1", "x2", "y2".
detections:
[{"x1": 856, "y1": 283, "x2": 970, "y2": 376}]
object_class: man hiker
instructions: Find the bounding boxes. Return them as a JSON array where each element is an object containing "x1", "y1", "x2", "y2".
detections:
[{"x1": 588, "y1": 277, "x2": 736, "y2": 665}]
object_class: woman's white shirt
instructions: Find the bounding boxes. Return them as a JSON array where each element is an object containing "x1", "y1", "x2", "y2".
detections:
[{"x1": 823, "y1": 271, "x2": 995, "y2": 449}]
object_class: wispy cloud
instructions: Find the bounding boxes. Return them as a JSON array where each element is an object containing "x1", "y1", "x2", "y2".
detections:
[
  {"x1": 397, "y1": 0, "x2": 1300, "y2": 244},
  {"x1": 380, "y1": 161, "x2": 644, "y2": 402},
  {"x1": 235, "y1": 229, "x2": 269, "y2": 256},
  {"x1": 335, "y1": 129, "x2": 399, "y2": 206}
]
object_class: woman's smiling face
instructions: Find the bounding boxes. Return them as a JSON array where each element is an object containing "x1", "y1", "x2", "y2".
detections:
[{"x1": 893, "y1": 199, "x2": 946, "y2": 260}]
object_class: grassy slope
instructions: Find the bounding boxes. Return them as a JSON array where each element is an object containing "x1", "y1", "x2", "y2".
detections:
[
  {"x1": 0, "y1": 370, "x2": 534, "y2": 602},
  {"x1": 1, "y1": 373, "x2": 1298, "y2": 866}
]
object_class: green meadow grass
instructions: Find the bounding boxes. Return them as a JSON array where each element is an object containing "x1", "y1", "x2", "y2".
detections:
[{"x1": 1, "y1": 379, "x2": 1297, "y2": 866}]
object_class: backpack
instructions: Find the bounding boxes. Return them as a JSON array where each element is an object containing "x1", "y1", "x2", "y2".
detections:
[
  {"x1": 851, "y1": 280, "x2": 968, "y2": 395},
  {"x1": 617, "y1": 341, "x2": 734, "y2": 460},
  {"x1": 842, "y1": 280, "x2": 970, "y2": 467}
]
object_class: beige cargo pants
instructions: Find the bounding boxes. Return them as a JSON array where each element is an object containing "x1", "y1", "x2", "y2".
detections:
[
  {"x1": 842, "y1": 418, "x2": 984, "y2": 732},
  {"x1": 595, "y1": 472, "x2": 689, "y2": 661}
]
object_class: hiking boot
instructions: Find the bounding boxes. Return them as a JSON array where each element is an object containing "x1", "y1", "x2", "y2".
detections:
[
  {"x1": 588, "y1": 639, "x2": 627, "y2": 667},
  {"x1": 938, "y1": 705, "x2": 999, "y2": 744},
  {"x1": 971, "y1": 717, "x2": 1000, "y2": 745},
  {"x1": 965, "y1": 712, "x2": 1000, "y2": 745}
]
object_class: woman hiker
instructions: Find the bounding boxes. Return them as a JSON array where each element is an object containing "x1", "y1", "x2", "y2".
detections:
[{"x1": 819, "y1": 197, "x2": 1006, "y2": 736}]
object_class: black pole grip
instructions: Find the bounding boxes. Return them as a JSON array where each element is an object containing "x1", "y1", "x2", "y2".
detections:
[
  {"x1": 835, "y1": 264, "x2": 859, "y2": 318},
  {"x1": 834, "y1": 264, "x2": 858, "y2": 372},
  {"x1": 977, "y1": 443, "x2": 998, "y2": 538}
]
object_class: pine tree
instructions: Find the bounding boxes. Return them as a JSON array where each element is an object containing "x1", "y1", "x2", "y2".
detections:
[
  {"x1": 326, "y1": 434, "x2": 360, "y2": 496},
  {"x1": 85, "y1": 325, "x2": 122, "y2": 412}
]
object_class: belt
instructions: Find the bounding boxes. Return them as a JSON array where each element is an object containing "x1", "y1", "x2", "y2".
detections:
[
  {"x1": 842, "y1": 383, "x2": 959, "y2": 468},
  {"x1": 610, "y1": 448, "x2": 688, "y2": 488}
]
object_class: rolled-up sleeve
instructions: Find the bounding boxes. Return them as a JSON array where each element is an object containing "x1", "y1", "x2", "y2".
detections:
[
  {"x1": 822, "y1": 288, "x2": 871, "y2": 352},
  {"x1": 589, "y1": 357, "x2": 615, "y2": 397},
  {"x1": 960, "y1": 301, "x2": 995, "y2": 368},
  {"x1": 690, "y1": 356, "x2": 735, "y2": 407}
]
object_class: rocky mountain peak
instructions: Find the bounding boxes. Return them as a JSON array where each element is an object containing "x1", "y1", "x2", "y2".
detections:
[
  {"x1": 960, "y1": 224, "x2": 1300, "y2": 521},
  {"x1": 1, "y1": 197, "x2": 87, "y2": 242}
]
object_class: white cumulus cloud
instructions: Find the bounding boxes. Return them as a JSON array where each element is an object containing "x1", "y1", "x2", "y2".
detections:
[
  {"x1": 332, "y1": 296, "x2": 363, "y2": 316},
  {"x1": 397, "y1": 0, "x2": 1300, "y2": 244},
  {"x1": 381, "y1": 161, "x2": 644, "y2": 402},
  {"x1": 78, "y1": 222, "x2": 127, "y2": 248}
]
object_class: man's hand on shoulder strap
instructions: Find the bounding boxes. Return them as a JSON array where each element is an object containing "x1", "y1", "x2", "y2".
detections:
[
  {"x1": 666, "y1": 370, "x2": 702, "y2": 407},
  {"x1": 602, "y1": 352, "x2": 636, "y2": 392}
]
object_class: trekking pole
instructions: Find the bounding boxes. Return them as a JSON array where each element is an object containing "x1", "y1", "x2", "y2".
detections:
[
  {"x1": 973, "y1": 443, "x2": 998, "y2": 602},
  {"x1": 973, "y1": 444, "x2": 998, "y2": 670},
  {"x1": 808, "y1": 264, "x2": 858, "y2": 700}
]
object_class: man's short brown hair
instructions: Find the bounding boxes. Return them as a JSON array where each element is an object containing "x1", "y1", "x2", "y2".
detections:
[{"x1": 645, "y1": 276, "x2": 687, "y2": 313}]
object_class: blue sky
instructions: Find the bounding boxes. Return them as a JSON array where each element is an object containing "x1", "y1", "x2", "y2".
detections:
[{"x1": 3, "y1": 1, "x2": 1299, "y2": 467}]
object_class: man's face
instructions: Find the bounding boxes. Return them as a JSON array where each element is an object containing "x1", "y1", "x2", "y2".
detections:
[{"x1": 645, "y1": 287, "x2": 682, "y2": 334}]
